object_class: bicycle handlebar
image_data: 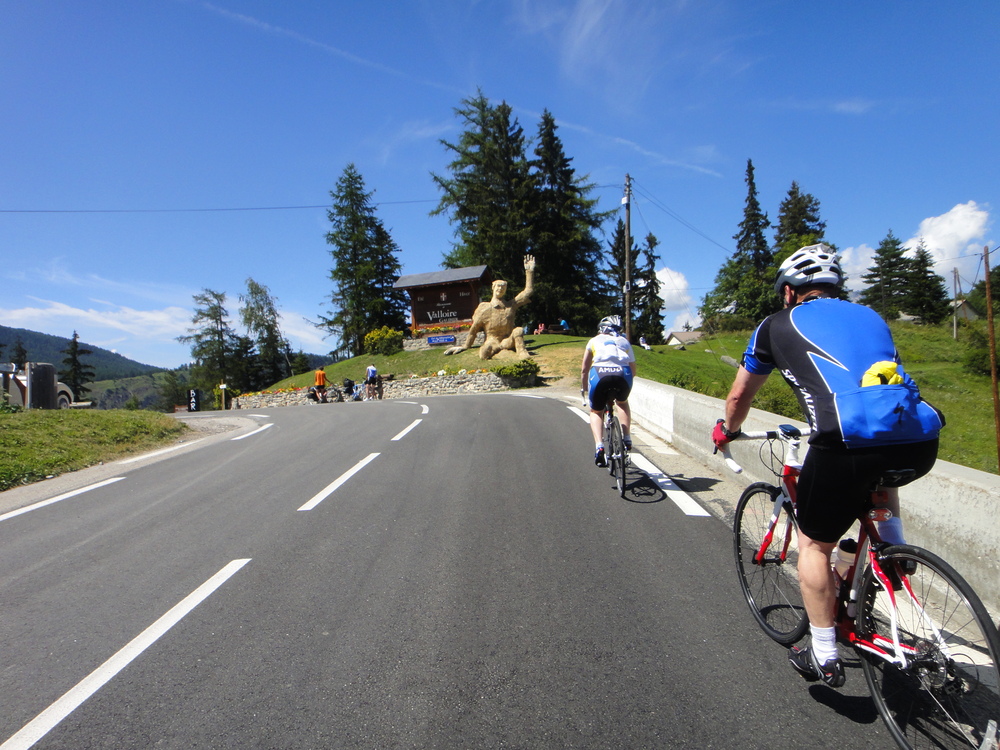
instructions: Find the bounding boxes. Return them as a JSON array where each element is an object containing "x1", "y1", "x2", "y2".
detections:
[{"x1": 715, "y1": 422, "x2": 811, "y2": 476}]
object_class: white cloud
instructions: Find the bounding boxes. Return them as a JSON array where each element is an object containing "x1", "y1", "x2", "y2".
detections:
[
  {"x1": 904, "y1": 201, "x2": 992, "y2": 283},
  {"x1": 655, "y1": 266, "x2": 701, "y2": 332},
  {"x1": 841, "y1": 201, "x2": 992, "y2": 294}
]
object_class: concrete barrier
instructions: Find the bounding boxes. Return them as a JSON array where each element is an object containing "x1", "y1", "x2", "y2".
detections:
[{"x1": 629, "y1": 377, "x2": 1000, "y2": 616}]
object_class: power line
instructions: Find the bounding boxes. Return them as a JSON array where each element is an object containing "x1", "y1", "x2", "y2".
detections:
[{"x1": 0, "y1": 199, "x2": 439, "y2": 214}]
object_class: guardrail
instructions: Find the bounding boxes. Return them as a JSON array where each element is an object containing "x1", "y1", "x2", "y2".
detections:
[{"x1": 628, "y1": 377, "x2": 1000, "y2": 617}]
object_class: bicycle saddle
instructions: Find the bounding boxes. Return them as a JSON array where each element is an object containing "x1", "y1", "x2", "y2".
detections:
[{"x1": 876, "y1": 469, "x2": 917, "y2": 488}]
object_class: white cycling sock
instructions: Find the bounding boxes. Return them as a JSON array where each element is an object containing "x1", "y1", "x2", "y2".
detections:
[
  {"x1": 596, "y1": 442, "x2": 604, "y2": 451},
  {"x1": 810, "y1": 625, "x2": 838, "y2": 663},
  {"x1": 878, "y1": 517, "x2": 906, "y2": 546}
]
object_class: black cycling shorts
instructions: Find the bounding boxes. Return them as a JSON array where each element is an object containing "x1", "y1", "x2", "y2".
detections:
[{"x1": 794, "y1": 438, "x2": 938, "y2": 543}]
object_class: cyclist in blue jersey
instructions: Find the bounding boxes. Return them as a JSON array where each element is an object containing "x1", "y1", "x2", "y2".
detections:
[
  {"x1": 712, "y1": 244, "x2": 943, "y2": 687},
  {"x1": 582, "y1": 315, "x2": 636, "y2": 467}
]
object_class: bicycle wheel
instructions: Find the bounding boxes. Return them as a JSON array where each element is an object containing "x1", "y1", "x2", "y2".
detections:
[
  {"x1": 857, "y1": 544, "x2": 1000, "y2": 750},
  {"x1": 732, "y1": 483, "x2": 808, "y2": 645},
  {"x1": 608, "y1": 415, "x2": 626, "y2": 497}
]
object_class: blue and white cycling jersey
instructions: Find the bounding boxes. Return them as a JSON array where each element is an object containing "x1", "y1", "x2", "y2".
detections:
[{"x1": 743, "y1": 297, "x2": 942, "y2": 448}]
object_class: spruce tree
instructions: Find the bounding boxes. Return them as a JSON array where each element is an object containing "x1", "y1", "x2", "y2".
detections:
[
  {"x1": 320, "y1": 164, "x2": 407, "y2": 358},
  {"x1": 633, "y1": 233, "x2": 666, "y2": 344},
  {"x1": 773, "y1": 181, "x2": 826, "y2": 253},
  {"x1": 58, "y1": 331, "x2": 95, "y2": 399},
  {"x1": 905, "y1": 240, "x2": 950, "y2": 324},
  {"x1": 606, "y1": 219, "x2": 640, "y2": 324},
  {"x1": 11, "y1": 337, "x2": 28, "y2": 369},
  {"x1": 858, "y1": 230, "x2": 912, "y2": 321},
  {"x1": 432, "y1": 91, "x2": 533, "y2": 287},
  {"x1": 528, "y1": 110, "x2": 611, "y2": 330},
  {"x1": 700, "y1": 159, "x2": 776, "y2": 330}
]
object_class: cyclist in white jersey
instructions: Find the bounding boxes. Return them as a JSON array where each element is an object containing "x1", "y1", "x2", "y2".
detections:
[{"x1": 581, "y1": 315, "x2": 636, "y2": 467}]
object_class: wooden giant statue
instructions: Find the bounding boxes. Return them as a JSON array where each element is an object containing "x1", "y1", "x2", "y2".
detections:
[{"x1": 444, "y1": 255, "x2": 535, "y2": 359}]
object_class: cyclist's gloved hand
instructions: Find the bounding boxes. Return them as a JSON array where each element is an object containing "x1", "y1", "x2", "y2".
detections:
[{"x1": 712, "y1": 419, "x2": 741, "y2": 452}]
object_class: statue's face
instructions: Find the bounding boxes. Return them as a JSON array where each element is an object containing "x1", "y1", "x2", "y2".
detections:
[{"x1": 492, "y1": 280, "x2": 508, "y2": 298}]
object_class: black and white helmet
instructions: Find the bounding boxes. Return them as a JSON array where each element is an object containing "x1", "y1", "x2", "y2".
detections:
[
  {"x1": 598, "y1": 315, "x2": 623, "y2": 335},
  {"x1": 773, "y1": 243, "x2": 844, "y2": 295}
]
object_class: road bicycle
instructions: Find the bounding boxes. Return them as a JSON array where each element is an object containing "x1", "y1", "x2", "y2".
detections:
[
  {"x1": 583, "y1": 387, "x2": 631, "y2": 498},
  {"x1": 721, "y1": 422, "x2": 1000, "y2": 750}
]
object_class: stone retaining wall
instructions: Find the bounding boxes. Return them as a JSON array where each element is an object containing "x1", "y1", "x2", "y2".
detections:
[{"x1": 233, "y1": 371, "x2": 510, "y2": 409}]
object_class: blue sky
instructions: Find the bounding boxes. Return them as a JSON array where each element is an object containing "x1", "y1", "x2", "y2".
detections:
[{"x1": 2, "y1": 1, "x2": 997, "y2": 368}]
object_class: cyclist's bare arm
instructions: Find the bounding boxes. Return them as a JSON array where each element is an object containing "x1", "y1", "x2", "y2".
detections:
[{"x1": 724, "y1": 367, "x2": 769, "y2": 432}]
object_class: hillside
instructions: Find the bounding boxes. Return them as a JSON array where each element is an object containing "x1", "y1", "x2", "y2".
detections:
[{"x1": 0, "y1": 325, "x2": 162, "y2": 381}]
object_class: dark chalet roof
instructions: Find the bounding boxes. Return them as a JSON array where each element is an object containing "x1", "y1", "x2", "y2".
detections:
[{"x1": 393, "y1": 265, "x2": 492, "y2": 291}]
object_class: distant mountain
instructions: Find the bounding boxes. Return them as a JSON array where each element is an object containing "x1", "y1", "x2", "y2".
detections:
[{"x1": 0, "y1": 325, "x2": 163, "y2": 381}]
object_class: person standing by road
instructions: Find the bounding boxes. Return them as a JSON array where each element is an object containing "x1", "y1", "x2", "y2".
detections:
[
  {"x1": 711, "y1": 244, "x2": 943, "y2": 687},
  {"x1": 365, "y1": 364, "x2": 378, "y2": 401},
  {"x1": 313, "y1": 367, "x2": 329, "y2": 403}
]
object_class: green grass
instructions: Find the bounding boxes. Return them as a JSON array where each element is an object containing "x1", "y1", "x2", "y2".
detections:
[{"x1": 0, "y1": 409, "x2": 189, "y2": 491}]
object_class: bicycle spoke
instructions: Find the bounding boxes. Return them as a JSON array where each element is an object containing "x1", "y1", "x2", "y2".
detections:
[
  {"x1": 858, "y1": 546, "x2": 1000, "y2": 750},
  {"x1": 732, "y1": 484, "x2": 807, "y2": 645}
]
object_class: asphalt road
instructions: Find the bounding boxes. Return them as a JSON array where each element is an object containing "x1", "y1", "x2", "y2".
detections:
[{"x1": 0, "y1": 392, "x2": 898, "y2": 748}]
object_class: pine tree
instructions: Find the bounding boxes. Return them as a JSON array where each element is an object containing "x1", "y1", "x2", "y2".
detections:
[
  {"x1": 58, "y1": 331, "x2": 95, "y2": 399},
  {"x1": 240, "y1": 278, "x2": 291, "y2": 387},
  {"x1": 700, "y1": 159, "x2": 776, "y2": 330},
  {"x1": 904, "y1": 240, "x2": 950, "y2": 324},
  {"x1": 432, "y1": 91, "x2": 534, "y2": 287},
  {"x1": 528, "y1": 110, "x2": 612, "y2": 330},
  {"x1": 633, "y1": 233, "x2": 666, "y2": 344},
  {"x1": 320, "y1": 164, "x2": 408, "y2": 358},
  {"x1": 858, "y1": 231, "x2": 912, "y2": 321}
]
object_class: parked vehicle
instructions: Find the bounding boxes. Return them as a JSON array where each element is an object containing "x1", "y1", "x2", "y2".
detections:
[{"x1": 1, "y1": 362, "x2": 82, "y2": 409}]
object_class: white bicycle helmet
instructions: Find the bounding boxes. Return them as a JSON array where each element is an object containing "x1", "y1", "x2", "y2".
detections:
[
  {"x1": 598, "y1": 315, "x2": 623, "y2": 335},
  {"x1": 773, "y1": 243, "x2": 843, "y2": 295}
]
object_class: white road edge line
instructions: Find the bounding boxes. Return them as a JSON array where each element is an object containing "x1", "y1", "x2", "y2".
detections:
[
  {"x1": 567, "y1": 406, "x2": 707, "y2": 516},
  {"x1": 420, "y1": 404, "x2": 429, "y2": 414},
  {"x1": 629, "y1": 453, "x2": 711, "y2": 516},
  {"x1": 298, "y1": 453, "x2": 381, "y2": 511},
  {"x1": 0, "y1": 477, "x2": 127, "y2": 524},
  {"x1": 0, "y1": 558, "x2": 251, "y2": 750},
  {"x1": 117, "y1": 439, "x2": 206, "y2": 465},
  {"x1": 231, "y1": 423, "x2": 274, "y2": 441},
  {"x1": 391, "y1": 419, "x2": 422, "y2": 441}
]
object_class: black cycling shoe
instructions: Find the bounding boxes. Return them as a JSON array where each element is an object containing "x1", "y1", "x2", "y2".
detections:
[
  {"x1": 789, "y1": 646, "x2": 845, "y2": 688},
  {"x1": 595, "y1": 447, "x2": 607, "y2": 467}
]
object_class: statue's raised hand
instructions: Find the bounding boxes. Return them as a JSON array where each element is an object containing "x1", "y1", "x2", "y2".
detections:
[{"x1": 524, "y1": 254, "x2": 535, "y2": 272}]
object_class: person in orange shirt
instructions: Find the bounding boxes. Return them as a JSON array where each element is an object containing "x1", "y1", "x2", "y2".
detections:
[{"x1": 313, "y1": 367, "x2": 329, "y2": 403}]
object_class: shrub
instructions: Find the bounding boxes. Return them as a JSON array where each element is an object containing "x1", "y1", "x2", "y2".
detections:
[
  {"x1": 365, "y1": 326, "x2": 404, "y2": 356},
  {"x1": 490, "y1": 358, "x2": 540, "y2": 380}
]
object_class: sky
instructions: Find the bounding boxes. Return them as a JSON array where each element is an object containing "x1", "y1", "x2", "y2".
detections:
[{"x1": 2, "y1": 1, "x2": 997, "y2": 369}]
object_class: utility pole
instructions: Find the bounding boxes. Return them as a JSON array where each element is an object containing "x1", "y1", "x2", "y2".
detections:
[
  {"x1": 952, "y1": 267, "x2": 959, "y2": 340},
  {"x1": 623, "y1": 174, "x2": 633, "y2": 341},
  {"x1": 983, "y1": 245, "x2": 1000, "y2": 472}
]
